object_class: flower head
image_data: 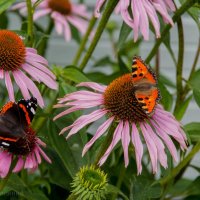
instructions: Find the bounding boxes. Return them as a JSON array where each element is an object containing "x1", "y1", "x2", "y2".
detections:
[
  {"x1": 11, "y1": 0, "x2": 90, "y2": 42},
  {"x1": 0, "y1": 30, "x2": 57, "y2": 107},
  {"x1": 0, "y1": 127, "x2": 51, "y2": 178},
  {"x1": 71, "y1": 165, "x2": 108, "y2": 200},
  {"x1": 54, "y1": 70, "x2": 187, "y2": 174},
  {"x1": 95, "y1": 0, "x2": 175, "y2": 41}
]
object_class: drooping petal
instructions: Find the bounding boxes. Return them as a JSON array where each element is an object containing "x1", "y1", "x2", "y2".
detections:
[
  {"x1": 121, "y1": 121, "x2": 130, "y2": 167},
  {"x1": 0, "y1": 151, "x2": 12, "y2": 178},
  {"x1": 140, "y1": 122, "x2": 158, "y2": 173},
  {"x1": 33, "y1": 8, "x2": 51, "y2": 20},
  {"x1": 131, "y1": 123, "x2": 143, "y2": 174},
  {"x1": 5, "y1": 72, "x2": 15, "y2": 101},
  {"x1": 94, "y1": 0, "x2": 106, "y2": 17},
  {"x1": 13, "y1": 156, "x2": 24, "y2": 173},
  {"x1": 82, "y1": 116, "x2": 115, "y2": 156},
  {"x1": 77, "y1": 82, "x2": 106, "y2": 93},
  {"x1": 99, "y1": 121, "x2": 123, "y2": 166}
]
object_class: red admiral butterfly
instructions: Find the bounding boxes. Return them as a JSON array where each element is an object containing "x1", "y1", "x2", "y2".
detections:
[{"x1": 0, "y1": 97, "x2": 37, "y2": 149}]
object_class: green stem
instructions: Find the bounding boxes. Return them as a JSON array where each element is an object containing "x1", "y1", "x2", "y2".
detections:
[
  {"x1": 0, "y1": 157, "x2": 18, "y2": 191},
  {"x1": 145, "y1": 0, "x2": 195, "y2": 64},
  {"x1": 93, "y1": 124, "x2": 116, "y2": 167},
  {"x1": 72, "y1": 16, "x2": 97, "y2": 66},
  {"x1": 173, "y1": 18, "x2": 184, "y2": 115},
  {"x1": 160, "y1": 141, "x2": 200, "y2": 186},
  {"x1": 79, "y1": 0, "x2": 119, "y2": 70},
  {"x1": 182, "y1": 36, "x2": 200, "y2": 99},
  {"x1": 26, "y1": 0, "x2": 34, "y2": 47},
  {"x1": 111, "y1": 165, "x2": 126, "y2": 200}
]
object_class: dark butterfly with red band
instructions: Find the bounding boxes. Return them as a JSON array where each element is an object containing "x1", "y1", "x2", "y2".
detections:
[{"x1": 0, "y1": 97, "x2": 37, "y2": 149}]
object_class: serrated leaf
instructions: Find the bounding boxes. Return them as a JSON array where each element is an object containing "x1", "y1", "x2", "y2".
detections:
[{"x1": 0, "y1": 0, "x2": 15, "y2": 14}]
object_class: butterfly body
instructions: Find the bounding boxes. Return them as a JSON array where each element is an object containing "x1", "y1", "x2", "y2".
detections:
[
  {"x1": 132, "y1": 56, "x2": 161, "y2": 116},
  {"x1": 0, "y1": 97, "x2": 37, "y2": 149}
]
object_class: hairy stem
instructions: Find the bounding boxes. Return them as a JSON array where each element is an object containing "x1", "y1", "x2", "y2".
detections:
[
  {"x1": 79, "y1": 0, "x2": 119, "y2": 70},
  {"x1": 26, "y1": 0, "x2": 34, "y2": 47},
  {"x1": 73, "y1": 16, "x2": 97, "y2": 66}
]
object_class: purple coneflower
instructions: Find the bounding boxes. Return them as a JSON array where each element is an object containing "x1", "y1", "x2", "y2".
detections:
[
  {"x1": 0, "y1": 30, "x2": 57, "y2": 107},
  {"x1": 12, "y1": 0, "x2": 89, "y2": 42},
  {"x1": 0, "y1": 127, "x2": 51, "y2": 178},
  {"x1": 54, "y1": 74, "x2": 187, "y2": 174},
  {"x1": 95, "y1": 0, "x2": 175, "y2": 41}
]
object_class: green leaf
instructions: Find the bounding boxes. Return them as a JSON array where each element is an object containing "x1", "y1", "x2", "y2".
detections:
[
  {"x1": 184, "y1": 177, "x2": 200, "y2": 196},
  {"x1": 117, "y1": 22, "x2": 132, "y2": 49},
  {"x1": 0, "y1": 0, "x2": 15, "y2": 14},
  {"x1": 189, "y1": 69, "x2": 200, "y2": 89},
  {"x1": 158, "y1": 80, "x2": 173, "y2": 111},
  {"x1": 47, "y1": 118, "x2": 89, "y2": 177},
  {"x1": 184, "y1": 122, "x2": 200, "y2": 142},
  {"x1": 53, "y1": 66, "x2": 90, "y2": 83},
  {"x1": 0, "y1": 12, "x2": 8, "y2": 29},
  {"x1": 6, "y1": 174, "x2": 48, "y2": 200},
  {"x1": 193, "y1": 88, "x2": 200, "y2": 108},
  {"x1": 117, "y1": 55, "x2": 130, "y2": 74},
  {"x1": 129, "y1": 176, "x2": 162, "y2": 200},
  {"x1": 174, "y1": 95, "x2": 192, "y2": 120},
  {"x1": 107, "y1": 184, "x2": 129, "y2": 200},
  {"x1": 48, "y1": 148, "x2": 72, "y2": 190}
]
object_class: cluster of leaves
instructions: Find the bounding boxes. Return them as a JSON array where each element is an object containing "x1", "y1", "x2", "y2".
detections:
[{"x1": 0, "y1": 0, "x2": 200, "y2": 200}]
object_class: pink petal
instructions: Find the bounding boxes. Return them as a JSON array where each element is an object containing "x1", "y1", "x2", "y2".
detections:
[
  {"x1": 131, "y1": 123, "x2": 143, "y2": 175},
  {"x1": 33, "y1": 8, "x2": 51, "y2": 20},
  {"x1": 121, "y1": 121, "x2": 130, "y2": 167},
  {"x1": 140, "y1": 122, "x2": 158, "y2": 173},
  {"x1": 13, "y1": 71, "x2": 31, "y2": 99},
  {"x1": 5, "y1": 72, "x2": 15, "y2": 101},
  {"x1": 25, "y1": 51, "x2": 48, "y2": 66},
  {"x1": 99, "y1": 121, "x2": 123, "y2": 166},
  {"x1": 16, "y1": 70, "x2": 44, "y2": 107},
  {"x1": 0, "y1": 151, "x2": 12, "y2": 178},
  {"x1": 82, "y1": 116, "x2": 115, "y2": 156},
  {"x1": 77, "y1": 82, "x2": 106, "y2": 92},
  {"x1": 94, "y1": 0, "x2": 106, "y2": 17},
  {"x1": 13, "y1": 156, "x2": 24, "y2": 173},
  {"x1": 150, "y1": 120, "x2": 178, "y2": 162},
  {"x1": 0, "y1": 69, "x2": 4, "y2": 79},
  {"x1": 37, "y1": 146, "x2": 52, "y2": 163},
  {"x1": 145, "y1": 123, "x2": 167, "y2": 168},
  {"x1": 66, "y1": 109, "x2": 107, "y2": 139},
  {"x1": 71, "y1": 4, "x2": 90, "y2": 18}
]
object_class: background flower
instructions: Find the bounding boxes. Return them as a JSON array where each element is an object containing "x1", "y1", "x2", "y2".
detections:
[
  {"x1": 0, "y1": 30, "x2": 57, "y2": 107},
  {"x1": 54, "y1": 75, "x2": 187, "y2": 174},
  {"x1": 11, "y1": 0, "x2": 90, "y2": 42},
  {"x1": 0, "y1": 127, "x2": 51, "y2": 178},
  {"x1": 95, "y1": 0, "x2": 175, "y2": 41}
]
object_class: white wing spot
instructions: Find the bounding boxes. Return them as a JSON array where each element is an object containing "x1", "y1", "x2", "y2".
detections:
[{"x1": 31, "y1": 107, "x2": 35, "y2": 115}]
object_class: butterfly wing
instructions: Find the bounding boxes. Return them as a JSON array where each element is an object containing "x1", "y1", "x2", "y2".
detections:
[{"x1": 132, "y1": 56, "x2": 161, "y2": 115}]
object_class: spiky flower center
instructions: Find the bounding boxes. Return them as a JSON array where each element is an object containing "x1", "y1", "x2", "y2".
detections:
[
  {"x1": 104, "y1": 74, "x2": 148, "y2": 122},
  {"x1": 0, "y1": 30, "x2": 26, "y2": 71},
  {"x1": 9, "y1": 127, "x2": 36, "y2": 155},
  {"x1": 48, "y1": 0, "x2": 72, "y2": 15},
  {"x1": 71, "y1": 165, "x2": 108, "y2": 200}
]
